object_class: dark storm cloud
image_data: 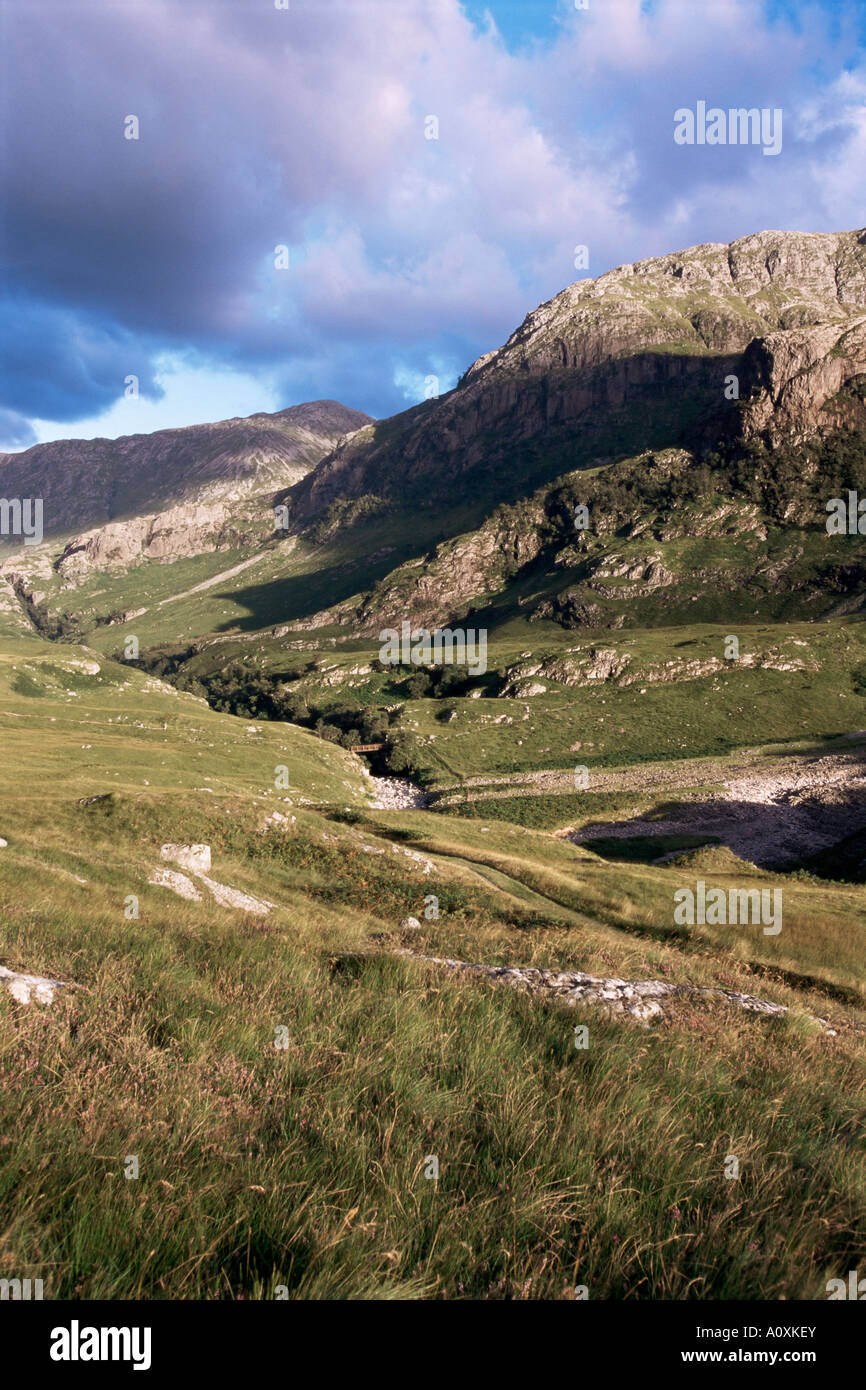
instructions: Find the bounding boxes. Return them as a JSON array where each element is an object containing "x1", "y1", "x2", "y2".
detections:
[
  {"x1": 0, "y1": 295, "x2": 165, "y2": 421},
  {"x1": 2, "y1": 0, "x2": 865, "y2": 444}
]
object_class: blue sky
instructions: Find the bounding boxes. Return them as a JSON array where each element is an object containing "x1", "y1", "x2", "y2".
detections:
[{"x1": 1, "y1": 0, "x2": 865, "y2": 450}]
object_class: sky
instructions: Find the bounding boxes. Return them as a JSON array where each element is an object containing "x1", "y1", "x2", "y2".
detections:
[{"x1": 1, "y1": 0, "x2": 865, "y2": 451}]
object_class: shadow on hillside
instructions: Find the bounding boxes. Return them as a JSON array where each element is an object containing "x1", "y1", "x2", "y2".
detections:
[
  {"x1": 211, "y1": 544, "x2": 422, "y2": 632},
  {"x1": 209, "y1": 560, "x2": 370, "y2": 632},
  {"x1": 575, "y1": 780, "x2": 866, "y2": 875},
  {"x1": 210, "y1": 348, "x2": 750, "y2": 634}
]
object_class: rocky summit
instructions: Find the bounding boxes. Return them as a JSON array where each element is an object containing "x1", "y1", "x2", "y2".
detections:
[{"x1": 290, "y1": 228, "x2": 866, "y2": 517}]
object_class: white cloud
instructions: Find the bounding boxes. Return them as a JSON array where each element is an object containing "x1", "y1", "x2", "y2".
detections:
[
  {"x1": 4, "y1": 0, "x2": 866, "y2": 433},
  {"x1": 29, "y1": 355, "x2": 283, "y2": 446}
]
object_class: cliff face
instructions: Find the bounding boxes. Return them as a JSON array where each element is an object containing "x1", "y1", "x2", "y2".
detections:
[
  {"x1": 8, "y1": 230, "x2": 866, "y2": 645},
  {"x1": 52, "y1": 503, "x2": 242, "y2": 583},
  {"x1": 739, "y1": 316, "x2": 866, "y2": 444},
  {"x1": 259, "y1": 230, "x2": 866, "y2": 639},
  {"x1": 290, "y1": 229, "x2": 866, "y2": 521}
]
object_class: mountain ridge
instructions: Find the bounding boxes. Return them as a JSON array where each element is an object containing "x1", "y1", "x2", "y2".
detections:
[
  {"x1": 7, "y1": 226, "x2": 866, "y2": 685},
  {"x1": 0, "y1": 398, "x2": 372, "y2": 545},
  {"x1": 288, "y1": 227, "x2": 866, "y2": 523}
]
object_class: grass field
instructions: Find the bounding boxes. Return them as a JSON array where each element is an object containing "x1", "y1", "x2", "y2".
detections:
[
  {"x1": 3, "y1": 456, "x2": 866, "y2": 1302},
  {"x1": 152, "y1": 615, "x2": 866, "y2": 789},
  {"x1": 1, "y1": 633, "x2": 864, "y2": 1299}
]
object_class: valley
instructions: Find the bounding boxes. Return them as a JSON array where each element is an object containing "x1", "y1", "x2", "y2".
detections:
[{"x1": 1, "y1": 228, "x2": 865, "y2": 1301}]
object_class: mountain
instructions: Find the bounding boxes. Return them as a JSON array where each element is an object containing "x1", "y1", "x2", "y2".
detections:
[
  {"x1": 5, "y1": 227, "x2": 866, "y2": 663},
  {"x1": 8, "y1": 227, "x2": 866, "y2": 718},
  {"x1": 4, "y1": 229, "x2": 866, "y2": 1303},
  {"x1": 0, "y1": 399, "x2": 371, "y2": 608},
  {"x1": 0, "y1": 398, "x2": 371, "y2": 556},
  {"x1": 94, "y1": 222, "x2": 865, "y2": 819},
  {"x1": 257, "y1": 229, "x2": 866, "y2": 642},
  {"x1": 289, "y1": 229, "x2": 866, "y2": 524}
]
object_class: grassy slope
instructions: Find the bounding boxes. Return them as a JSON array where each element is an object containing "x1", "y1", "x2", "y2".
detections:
[
  {"x1": 7, "y1": 261, "x2": 866, "y2": 1296},
  {"x1": 44, "y1": 501, "x2": 486, "y2": 655},
  {"x1": 0, "y1": 639, "x2": 368, "y2": 807},
  {"x1": 159, "y1": 615, "x2": 866, "y2": 788},
  {"x1": 1, "y1": 636, "x2": 864, "y2": 1299}
]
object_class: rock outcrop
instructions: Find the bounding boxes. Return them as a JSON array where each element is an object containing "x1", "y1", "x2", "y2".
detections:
[
  {"x1": 290, "y1": 229, "x2": 866, "y2": 523},
  {"x1": 0, "y1": 964, "x2": 77, "y2": 1005},
  {"x1": 740, "y1": 315, "x2": 866, "y2": 445},
  {"x1": 396, "y1": 951, "x2": 840, "y2": 1033},
  {"x1": 153, "y1": 843, "x2": 274, "y2": 913}
]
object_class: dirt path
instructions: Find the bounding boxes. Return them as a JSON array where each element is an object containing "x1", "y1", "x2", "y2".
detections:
[{"x1": 155, "y1": 548, "x2": 286, "y2": 609}]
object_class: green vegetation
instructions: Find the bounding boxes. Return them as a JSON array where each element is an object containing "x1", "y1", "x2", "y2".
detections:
[
  {"x1": 5, "y1": 233, "x2": 866, "y2": 1302},
  {"x1": 0, "y1": 632, "x2": 864, "y2": 1299}
]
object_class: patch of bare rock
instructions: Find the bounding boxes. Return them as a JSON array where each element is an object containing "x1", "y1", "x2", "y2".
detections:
[
  {"x1": 395, "y1": 952, "x2": 841, "y2": 1033},
  {"x1": 148, "y1": 868, "x2": 202, "y2": 901},
  {"x1": 367, "y1": 775, "x2": 430, "y2": 810},
  {"x1": 0, "y1": 964, "x2": 77, "y2": 1006},
  {"x1": 569, "y1": 750, "x2": 866, "y2": 868},
  {"x1": 149, "y1": 844, "x2": 274, "y2": 914}
]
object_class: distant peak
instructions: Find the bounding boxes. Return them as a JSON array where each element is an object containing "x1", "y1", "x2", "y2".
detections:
[{"x1": 267, "y1": 400, "x2": 374, "y2": 432}]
